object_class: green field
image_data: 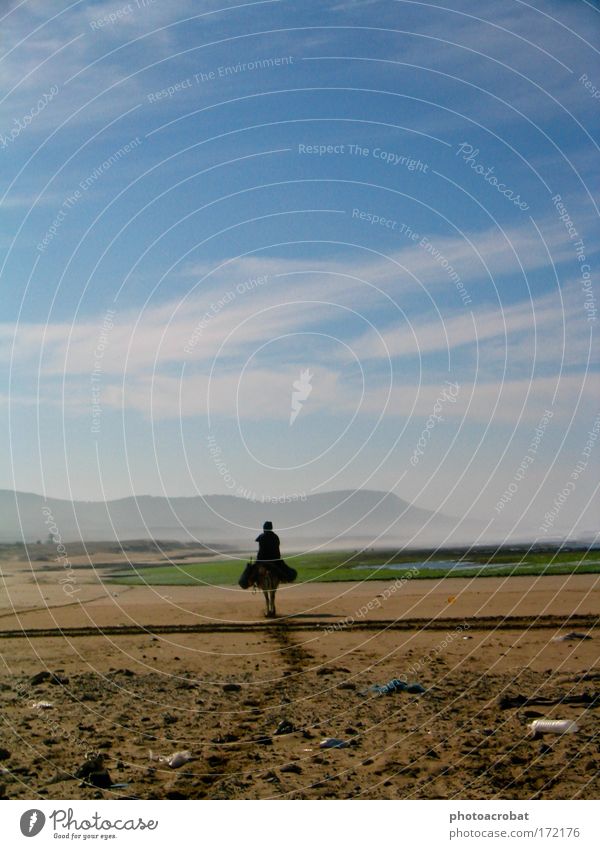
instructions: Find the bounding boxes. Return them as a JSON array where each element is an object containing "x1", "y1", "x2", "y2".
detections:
[{"x1": 108, "y1": 548, "x2": 600, "y2": 586}]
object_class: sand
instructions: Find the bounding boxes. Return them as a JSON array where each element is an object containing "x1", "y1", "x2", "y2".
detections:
[{"x1": 0, "y1": 559, "x2": 598, "y2": 799}]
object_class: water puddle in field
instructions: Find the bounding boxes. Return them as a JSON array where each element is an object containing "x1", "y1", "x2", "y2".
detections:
[
  {"x1": 351, "y1": 558, "x2": 600, "y2": 572},
  {"x1": 351, "y1": 560, "x2": 477, "y2": 571}
]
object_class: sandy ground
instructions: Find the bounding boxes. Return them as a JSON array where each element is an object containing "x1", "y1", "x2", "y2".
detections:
[
  {"x1": 0, "y1": 559, "x2": 598, "y2": 799},
  {"x1": 1, "y1": 555, "x2": 598, "y2": 628}
]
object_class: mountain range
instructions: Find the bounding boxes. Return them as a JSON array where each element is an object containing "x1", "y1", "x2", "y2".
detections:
[{"x1": 0, "y1": 488, "x2": 478, "y2": 547}]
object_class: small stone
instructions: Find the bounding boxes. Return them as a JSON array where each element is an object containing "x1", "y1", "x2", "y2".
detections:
[
  {"x1": 281, "y1": 763, "x2": 302, "y2": 774},
  {"x1": 222, "y1": 683, "x2": 242, "y2": 693},
  {"x1": 76, "y1": 755, "x2": 105, "y2": 779},
  {"x1": 88, "y1": 769, "x2": 112, "y2": 789},
  {"x1": 45, "y1": 771, "x2": 74, "y2": 785},
  {"x1": 211, "y1": 733, "x2": 238, "y2": 744}
]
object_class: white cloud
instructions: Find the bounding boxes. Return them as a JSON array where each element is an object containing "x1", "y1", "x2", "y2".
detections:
[{"x1": 1, "y1": 209, "x2": 593, "y2": 392}]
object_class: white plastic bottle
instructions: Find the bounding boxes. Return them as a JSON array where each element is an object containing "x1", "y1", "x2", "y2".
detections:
[{"x1": 530, "y1": 719, "x2": 579, "y2": 737}]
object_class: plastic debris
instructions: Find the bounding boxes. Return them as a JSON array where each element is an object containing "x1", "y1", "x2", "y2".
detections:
[
  {"x1": 364, "y1": 678, "x2": 426, "y2": 696},
  {"x1": 149, "y1": 749, "x2": 194, "y2": 768},
  {"x1": 167, "y1": 750, "x2": 193, "y2": 768},
  {"x1": 530, "y1": 719, "x2": 579, "y2": 737},
  {"x1": 406, "y1": 683, "x2": 427, "y2": 694},
  {"x1": 552, "y1": 632, "x2": 592, "y2": 642},
  {"x1": 30, "y1": 701, "x2": 54, "y2": 710},
  {"x1": 319, "y1": 738, "x2": 349, "y2": 749}
]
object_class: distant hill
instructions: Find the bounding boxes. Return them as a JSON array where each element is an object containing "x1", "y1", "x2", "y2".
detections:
[{"x1": 0, "y1": 488, "x2": 478, "y2": 546}]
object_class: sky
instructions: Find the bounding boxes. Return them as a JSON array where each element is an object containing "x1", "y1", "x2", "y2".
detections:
[{"x1": 0, "y1": 0, "x2": 599, "y2": 541}]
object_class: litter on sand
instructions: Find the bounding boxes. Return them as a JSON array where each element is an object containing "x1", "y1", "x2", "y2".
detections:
[
  {"x1": 149, "y1": 749, "x2": 193, "y2": 768},
  {"x1": 530, "y1": 719, "x2": 579, "y2": 737},
  {"x1": 167, "y1": 751, "x2": 193, "y2": 768},
  {"x1": 362, "y1": 678, "x2": 426, "y2": 696},
  {"x1": 274, "y1": 720, "x2": 295, "y2": 735},
  {"x1": 319, "y1": 738, "x2": 350, "y2": 749},
  {"x1": 30, "y1": 701, "x2": 54, "y2": 709},
  {"x1": 552, "y1": 632, "x2": 592, "y2": 642}
]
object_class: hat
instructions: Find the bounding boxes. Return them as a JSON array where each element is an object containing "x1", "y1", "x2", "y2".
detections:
[{"x1": 263, "y1": 521, "x2": 273, "y2": 531}]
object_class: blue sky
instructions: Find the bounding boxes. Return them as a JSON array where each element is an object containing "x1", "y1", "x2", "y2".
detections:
[{"x1": 1, "y1": 0, "x2": 598, "y2": 539}]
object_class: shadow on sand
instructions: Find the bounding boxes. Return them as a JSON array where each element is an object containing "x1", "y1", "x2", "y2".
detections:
[{"x1": 277, "y1": 612, "x2": 339, "y2": 620}]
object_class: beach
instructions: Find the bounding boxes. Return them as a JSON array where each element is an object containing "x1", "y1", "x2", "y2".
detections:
[{"x1": 0, "y1": 556, "x2": 598, "y2": 800}]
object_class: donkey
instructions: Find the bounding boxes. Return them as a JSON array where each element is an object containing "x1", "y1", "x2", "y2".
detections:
[{"x1": 254, "y1": 563, "x2": 280, "y2": 618}]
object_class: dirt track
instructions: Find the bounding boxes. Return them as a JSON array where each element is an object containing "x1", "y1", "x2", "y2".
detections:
[{"x1": 0, "y1": 613, "x2": 597, "y2": 639}]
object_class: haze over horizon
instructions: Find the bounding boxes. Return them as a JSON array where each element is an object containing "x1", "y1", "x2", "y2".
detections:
[{"x1": 1, "y1": 1, "x2": 598, "y2": 546}]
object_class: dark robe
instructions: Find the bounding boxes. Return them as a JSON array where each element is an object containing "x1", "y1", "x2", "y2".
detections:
[{"x1": 255, "y1": 530, "x2": 281, "y2": 563}]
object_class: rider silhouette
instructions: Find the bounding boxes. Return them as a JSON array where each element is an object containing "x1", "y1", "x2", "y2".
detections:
[
  {"x1": 255, "y1": 520, "x2": 280, "y2": 564},
  {"x1": 238, "y1": 521, "x2": 296, "y2": 589}
]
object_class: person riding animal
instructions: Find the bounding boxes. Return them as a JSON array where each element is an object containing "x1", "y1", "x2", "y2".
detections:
[{"x1": 238, "y1": 521, "x2": 297, "y2": 617}]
